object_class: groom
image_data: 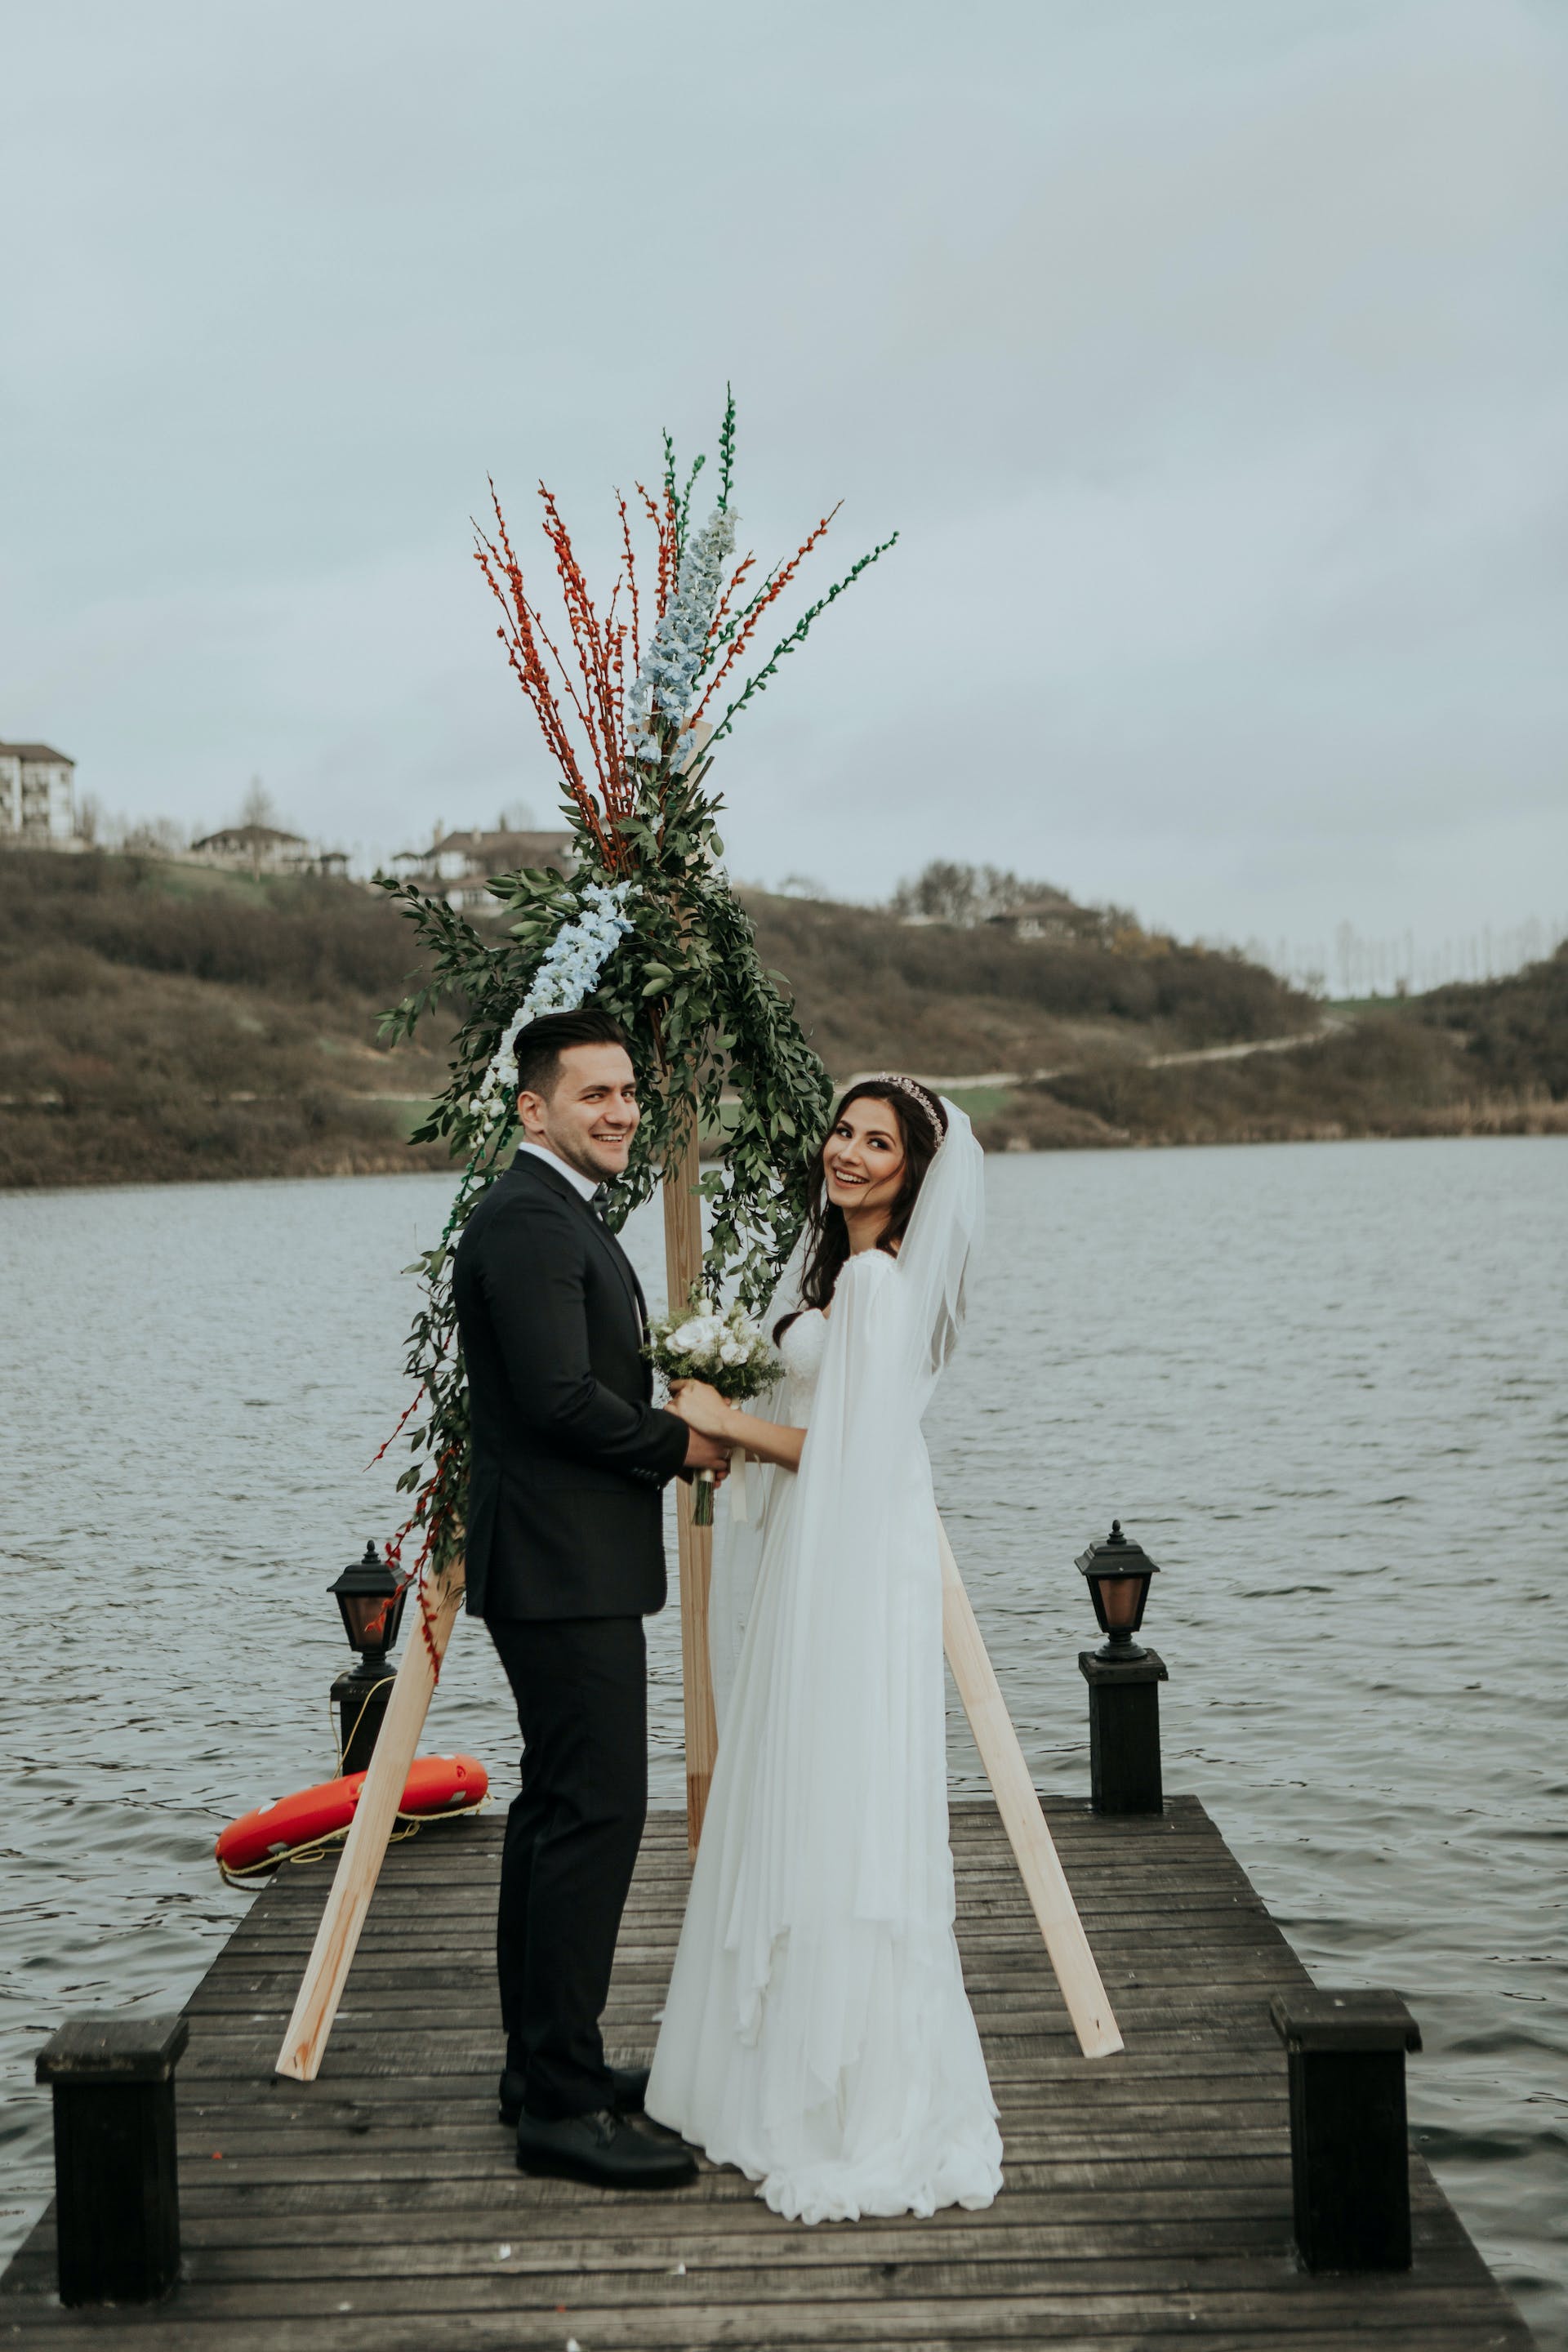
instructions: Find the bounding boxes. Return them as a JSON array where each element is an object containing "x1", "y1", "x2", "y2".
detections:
[{"x1": 453, "y1": 1005, "x2": 728, "y2": 2189}]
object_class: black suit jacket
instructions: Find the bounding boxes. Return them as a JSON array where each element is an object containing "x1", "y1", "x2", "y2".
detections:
[{"x1": 452, "y1": 1152, "x2": 689, "y2": 1620}]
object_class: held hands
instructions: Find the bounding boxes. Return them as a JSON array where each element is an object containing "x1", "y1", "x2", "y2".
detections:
[
  {"x1": 680, "y1": 1426, "x2": 730, "y2": 1481},
  {"x1": 670, "y1": 1379, "x2": 735, "y2": 1442},
  {"x1": 675, "y1": 1378, "x2": 804, "y2": 1478}
]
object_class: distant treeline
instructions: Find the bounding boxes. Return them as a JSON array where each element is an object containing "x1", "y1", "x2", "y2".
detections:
[
  {"x1": 746, "y1": 892, "x2": 1312, "y2": 1077},
  {"x1": 2, "y1": 844, "x2": 422, "y2": 1000},
  {"x1": 1, "y1": 848, "x2": 1562, "y2": 1189},
  {"x1": 1417, "y1": 949, "x2": 1568, "y2": 1103},
  {"x1": 0, "y1": 849, "x2": 452, "y2": 1189},
  {"x1": 1025, "y1": 1017, "x2": 1560, "y2": 1152}
]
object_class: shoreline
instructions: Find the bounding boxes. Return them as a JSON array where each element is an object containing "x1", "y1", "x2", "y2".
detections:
[
  {"x1": 5, "y1": 849, "x2": 1561, "y2": 1190},
  {"x1": 3, "y1": 1115, "x2": 1565, "y2": 1201}
]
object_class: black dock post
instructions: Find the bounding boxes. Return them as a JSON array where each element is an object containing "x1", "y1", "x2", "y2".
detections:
[
  {"x1": 1074, "y1": 1519, "x2": 1169, "y2": 1812},
  {"x1": 1269, "y1": 1989, "x2": 1422, "y2": 2272},
  {"x1": 35, "y1": 2013, "x2": 189, "y2": 2305},
  {"x1": 1077, "y1": 1646, "x2": 1169, "y2": 1811},
  {"x1": 327, "y1": 1540, "x2": 406, "y2": 1773},
  {"x1": 331, "y1": 1664, "x2": 394, "y2": 1775}
]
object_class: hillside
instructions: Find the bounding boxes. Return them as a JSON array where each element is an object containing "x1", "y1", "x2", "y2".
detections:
[
  {"x1": 0, "y1": 849, "x2": 455, "y2": 1188},
  {"x1": 1415, "y1": 950, "x2": 1568, "y2": 1102},
  {"x1": 745, "y1": 891, "x2": 1312, "y2": 1072},
  {"x1": 1, "y1": 849, "x2": 1562, "y2": 1189},
  {"x1": 751, "y1": 893, "x2": 1567, "y2": 1151}
]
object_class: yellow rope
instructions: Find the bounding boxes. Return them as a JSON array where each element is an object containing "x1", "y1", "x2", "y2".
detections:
[
  {"x1": 214, "y1": 1675, "x2": 488, "y2": 1890},
  {"x1": 328, "y1": 1675, "x2": 396, "y2": 1775},
  {"x1": 216, "y1": 1797, "x2": 488, "y2": 1889}
]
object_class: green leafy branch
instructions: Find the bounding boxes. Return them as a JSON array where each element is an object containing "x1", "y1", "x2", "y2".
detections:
[
  {"x1": 374, "y1": 393, "x2": 893, "y2": 1573},
  {"x1": 708, "y1": 531, "x2": 900, "y2": 750}
]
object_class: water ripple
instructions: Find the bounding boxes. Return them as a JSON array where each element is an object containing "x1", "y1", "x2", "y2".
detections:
[{"x1": 1, "y1": 1138, "x2": 1564, "y2": 2344}]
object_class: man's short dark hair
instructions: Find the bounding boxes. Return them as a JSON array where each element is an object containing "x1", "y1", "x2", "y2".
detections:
[{"x1": 514, "y1": 1006, "x2": 633, "y2": 1102}]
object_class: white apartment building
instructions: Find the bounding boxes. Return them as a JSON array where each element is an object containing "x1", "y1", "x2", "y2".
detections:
[
  {"x1": 189, "y1": 824, "x2": 349, "y2": 879},
  {"x1": 0, "y1": 742, "x2": 77, "y2": 845},
  {"x1": 392, "y1": 826, "x2": 577, "y2": 912}
]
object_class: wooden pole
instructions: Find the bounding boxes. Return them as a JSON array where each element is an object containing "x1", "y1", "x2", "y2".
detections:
[
  {"x1": 938, "y1": 1516, "x2": 1124, "y2": 2060},
  {"x1": 662, "y1": 1114, "x2": 719, "y2": 1855},
  {"x1": 274, "y1": 1559, "x2": 466, "y2": 2082}
]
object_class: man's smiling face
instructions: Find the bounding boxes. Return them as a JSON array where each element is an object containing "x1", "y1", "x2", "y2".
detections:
[{"x1": 518, "y1": 1041, "x2": 640, "y2": 1183}]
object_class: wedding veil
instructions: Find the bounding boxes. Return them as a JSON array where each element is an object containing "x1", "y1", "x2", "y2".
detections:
[
  {"x1": 707, "y1": 1096, "x2": 984, "y2": 1724},
  {"x1": 694, "y1": 1096, "x2": 986, "y2": 2116}
]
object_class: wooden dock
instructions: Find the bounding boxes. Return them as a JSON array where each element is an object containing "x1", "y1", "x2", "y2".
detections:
[{"x1": 1, "y1": 1793, "x2": 1533, "y2": 2350}]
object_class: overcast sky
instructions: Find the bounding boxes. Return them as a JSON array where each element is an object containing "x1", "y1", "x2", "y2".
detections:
[{"x1": 4, "y1": 0, "x2": 1564, "y2": 953}]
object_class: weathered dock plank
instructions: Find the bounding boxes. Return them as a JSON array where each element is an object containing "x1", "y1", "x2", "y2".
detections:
[{"x1": 0, "y1": 1794, "x2": 1532, "y2": 2349}]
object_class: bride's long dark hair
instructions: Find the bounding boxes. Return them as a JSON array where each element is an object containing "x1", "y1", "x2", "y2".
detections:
[{"x1": 775, "y1": 1079, "x2": 949, "y2": 1343}]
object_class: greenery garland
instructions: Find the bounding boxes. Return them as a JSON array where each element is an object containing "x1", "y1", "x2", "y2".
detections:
[{"x1": 375, "y1": 394, "x2": 895, "y2": 1577}]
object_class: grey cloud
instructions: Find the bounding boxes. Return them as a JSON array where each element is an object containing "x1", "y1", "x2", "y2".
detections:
[{"x1": 2, "y1": 0, "x2": 1563, "y2": 947}]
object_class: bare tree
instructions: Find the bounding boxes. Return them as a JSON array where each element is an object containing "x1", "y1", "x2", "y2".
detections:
[
  {"x1": 892, "y1": 861, "x2": 1067, "y2": 926},
  {"x1": 892, "y1": 860, "x2": 982, "y2": 924},
  {"x1": 122, "y1": 816, "x2": 191, "y2": 858},
  {"x1": 238, "y1": 776, "x2": 279, "y2": 833}
]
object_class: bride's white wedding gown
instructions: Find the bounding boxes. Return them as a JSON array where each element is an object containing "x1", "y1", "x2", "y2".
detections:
[{"x1": 646, "y1": 1106, "x2": 1004, "y2": 2224}]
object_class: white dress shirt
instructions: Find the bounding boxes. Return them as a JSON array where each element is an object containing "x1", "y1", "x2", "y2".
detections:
[{"x1": 517, "y1": 1140, "x2": 600, "y2": 1202}]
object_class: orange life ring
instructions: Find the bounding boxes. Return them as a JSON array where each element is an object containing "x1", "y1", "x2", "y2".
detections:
[{"x1": 215, "y1": 1754, "x2": 488, "y2": 1877}]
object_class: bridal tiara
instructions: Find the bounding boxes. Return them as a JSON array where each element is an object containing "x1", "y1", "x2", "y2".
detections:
[{"x1": 870, "y1": 1071, "x2": 947, "y2": 1142}]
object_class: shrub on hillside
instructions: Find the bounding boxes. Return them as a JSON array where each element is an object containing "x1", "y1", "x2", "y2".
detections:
[
  {"x1": 0, "y1": 849, "x2": 427, "y2": 1003},
  {"x1": 1417, "y1": 943, "x2": 1568, "y2": 1100},
  {"x1": 0, "y1": 850, "x2": 452, "y2": 1187},
  {"x1": 1038, "y1": 1017, "x2": 1529, "y2": 1145},
  {"x1": 746, "y1": 891, "x2": 1310, "y2": 1058}
]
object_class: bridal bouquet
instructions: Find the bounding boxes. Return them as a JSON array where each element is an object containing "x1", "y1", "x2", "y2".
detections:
[{"x1": 646, "y1": 1294, "x2": 777, "y2": 1523}]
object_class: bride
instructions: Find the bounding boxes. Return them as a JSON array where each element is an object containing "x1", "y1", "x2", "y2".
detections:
[{"x1": 645, "y1": 1076, "x2": 1004, "y2": 2223}]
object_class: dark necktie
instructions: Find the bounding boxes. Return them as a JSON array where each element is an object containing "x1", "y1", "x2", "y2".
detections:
[{"x1": 588, "y1": 1188, "x2": 647, "y2": 1337}]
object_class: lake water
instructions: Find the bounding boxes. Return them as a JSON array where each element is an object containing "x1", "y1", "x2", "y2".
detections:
[{"x1": 2, "y1": 1138, "x2": 1564, "y2": 2342}]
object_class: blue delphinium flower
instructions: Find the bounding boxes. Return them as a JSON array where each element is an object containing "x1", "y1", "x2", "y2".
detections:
[{"x1": 626, "y1": 506, "x2": 737, "y2": 771}]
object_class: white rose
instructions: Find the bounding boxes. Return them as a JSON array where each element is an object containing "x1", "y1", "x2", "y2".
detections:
[{"x1": 670, "y1": 1320, "x2": 706, "y2": 1351}]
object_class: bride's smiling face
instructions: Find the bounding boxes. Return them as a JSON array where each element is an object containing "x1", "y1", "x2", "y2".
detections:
[{"x1": 822, "y1": 1096, "x2": 907, "y2": 1223}]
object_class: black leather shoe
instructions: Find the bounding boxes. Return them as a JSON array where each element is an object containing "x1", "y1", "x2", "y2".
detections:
[
  {"x1": 608, "y1": 2063, "x2": 650, "y2": 2114},
  {"x1": 499, "y1": 2064, "x2": 649, "y2": 2127},
  {"x1": 514, "y1": 2106, "x2": 697, "y2": 2189}
]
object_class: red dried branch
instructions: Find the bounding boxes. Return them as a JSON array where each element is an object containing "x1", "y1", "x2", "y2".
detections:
[
  {"x1": 474, "y1": 494, "x2": 588, "y2": 786},
  {"x1": 366, "y1": 1392, "x2": 420, "y2": 1469},
  {"x1": 603, "y1": 595, "x2": 634, "y2": 817},
  {"x1": 519, "y1": 592, "x2": 599, "y2": 775},
  {"x1": 694, "y1": 505, "x2": 842, "y2": 722},
  {"x1": 537, "y1": 489, "x2": 613, "y2": 793},
  {"x1": 537, "y1": 487, "x2": 632, "y2": 826},
  {"x1": 616, "y1": 492, "x2": 642, "y2": 675},
  {"x1": 473, "y1": 484, "x2": 617, "y2": 870},
  {"x1": 706, "y1": 550, "x2": 758, "y2": 653},
  {"x1": 637, "y1": 481, "x2": 676, "y2": 617}
]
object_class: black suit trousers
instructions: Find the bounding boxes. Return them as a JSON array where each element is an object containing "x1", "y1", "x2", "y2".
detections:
[{"x1": 485, "y1": 1613, "x2": 648, "y2": 2121}]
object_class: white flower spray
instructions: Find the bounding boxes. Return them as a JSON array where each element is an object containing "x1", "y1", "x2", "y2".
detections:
[{"x1": 470, "y1": 881, "x2": 636, "y2": 1128}]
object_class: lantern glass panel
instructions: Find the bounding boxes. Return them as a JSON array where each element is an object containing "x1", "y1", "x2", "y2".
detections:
[
  {"x1": 1098, "y1": 1574, "x2": 1143, "y2": 1629},
  {"x1": 337, "y1": 1592, "x2": 384, "y2": 1650}
]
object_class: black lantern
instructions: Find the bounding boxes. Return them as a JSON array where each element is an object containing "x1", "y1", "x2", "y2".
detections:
[
  {"x1": 328, "y1": 1540, "x2": 406, "y2": 1682},
  {"x1": 1076, "y1": 1519, "x2": 1160, "y2": 1664}
]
